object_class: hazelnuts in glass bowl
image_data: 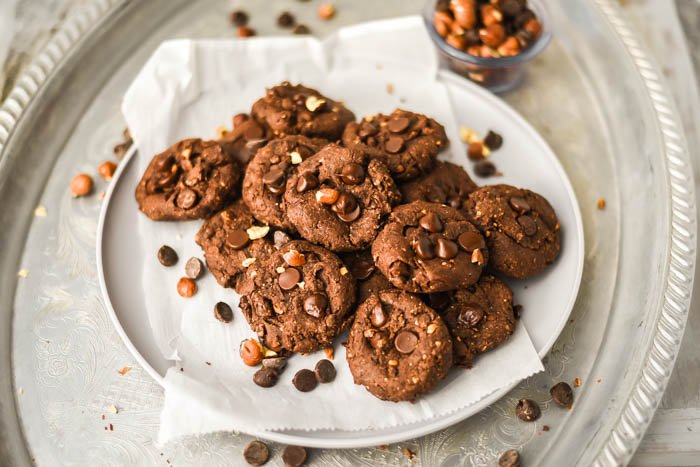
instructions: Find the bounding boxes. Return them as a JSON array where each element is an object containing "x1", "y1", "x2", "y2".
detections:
[{"x1": 424, "y1": 0, "x2": 551, "y2": 93}]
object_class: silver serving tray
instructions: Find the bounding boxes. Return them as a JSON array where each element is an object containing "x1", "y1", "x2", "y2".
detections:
[{"x1": 0, "y1": 0, "x2": 695, "y2": 465}]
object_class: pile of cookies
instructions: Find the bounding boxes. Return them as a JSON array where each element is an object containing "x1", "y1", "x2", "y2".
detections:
[{"x1": 135, "y1": 81, "x2": 561, "y2": 402}]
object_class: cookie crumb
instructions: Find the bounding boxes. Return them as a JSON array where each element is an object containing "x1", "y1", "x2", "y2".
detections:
[
  {"x1": 117, "y1": 366, "x2": 131, "y2": 376},
  {"x1": 242, "y1": 257, "x2": 257, "y2": 268},
  {"x1": 574, "y1": 377, "x2": 582, "y2": 387},
  {"x1": 34, "y1": 206, "x2": 48, "y2": 217},
  {"x1": 459, "y1": 126, "x2": 479, "y2": 144},
  {"x1": 17, "y1": 269, "x2": 29, "y2": 278},
  {"x1": 386, "y1": 83, "x2": 394, "y2": 95},
  {"x1": 597, "y1": 198, "x2": 606, "y2": 209},
  {"x1": 596, "y1": 378, "x2": 602, "y2": 384},
  {"x1": 324, "y1": 346, "x2": 334, "y2": 360},
  {"x1": 543, "y1": 424, "x2": 550, "y2": 432},
  {"x1": 17, "y1": 387, "x2": 24, "y2": 396},
  {"x1": 106, "y1": 404, "x2": 118, "y2": 414},
  {"x1": 402, "y1": 447, "x2": 416, "y2": 460}
]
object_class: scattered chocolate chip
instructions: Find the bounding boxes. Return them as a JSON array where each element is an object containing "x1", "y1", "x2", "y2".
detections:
[
  {"x1": 384, "y1": 136, "x2": 404, "y2": 154},
  {"x1": 458, "y1": 304, "x2": 484, "y2": 328},
  {"x1": 230, "y1": 10, "x2": 249, "y2": 27},
  {"x1": 457, "y1": 231, "x2": 485, "y2": 252},
  {"x1": 515, "y1": 399, "x2": 541, "y2": 422},
  {"x1": 293, "y1": 24, "x2": 310, "y2": 35},
  {"x1": 415, "y1": 237, "x2": 436, "y2": 260},
  {"x1": 277, "y1": 11, "x2": 295, "y2": 28},
  {"x1": 314, "y1": 359, "x2": 336, "y2": 383},
  {"x1": 157, "y1": 245, "x2": 178, "y2": 266},
  {"x1": 304, "y1": 293, "x2": 328, "y2": 318},
  {"x1": 274, "y1": 230, "x2": 292, "y2": 249},
  {"x1": 513, "y1": 304, "x2": 523, "y2": 319},
  {"x1": 243, "y1": 440, "x2": 270, "y2": 466},
  {"x1": 292, "y1": 369, "x2": 318, "y2": 392},
  {"x1": 262, "y1": 357, "x2": 287, "y2": 371},
  {"x1": 370, "y1": 304, "x2": 387, "y2": 328},
  {"x1": 296, "y1": 172, "x2": 319, "y2": 192},
  {"x1": 176, "y1": 188, "x2": 198, "y2": 209},
  {"x1": 474, "y1": 160, "x2": 497, "y2": 177},
  {"x1": 339, "y1": 162, "x2": 365, "y2": 185},
  {"x1": 278, "y1": 267, "x2": 301, "y2": 290},
  {"x1": 185, "y1": 257, "x2": 204, "y2": 279},
  {"x1": 253, "y1": 367, "x2": 279, "y2": 388},
  {"x1": 550, "y1": 382, "x2": 574, "y2": 407},
  {"x1": 419, "y1": 212, "x2": 443, "y2": 233},
  {"x1": 498, "y1": 448, "x2": 520, "y2": 467},
  {"x1": 214, "y1": 302, "x2": 234, "y2": 323},
  {"x1": 282, "y1": 446, "x2": 308, "y2": 467},
  {"x1": 509, "y1": 196, "x2": 531, "y2": 214},
  {"x1": 517, "y1": 215, "x2": 537, "y2": 236},
  {"x1": 436, "y1": 237, "x2": 458, "y2": 259},
  {"x1": 394, "y1": 330, "x2": 419, "y2": 354},
  {"x1": 387, "y1": 116, "x2": 411, "y2": 133},
  {"x1": 484, "y1": 130, "x2": 503, "y2": 150}
]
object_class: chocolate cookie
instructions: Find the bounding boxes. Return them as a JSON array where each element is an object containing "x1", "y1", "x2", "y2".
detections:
[
  {"x1": 242, "y1": 135, "x2": 329, "y2": 231},
  {"x1": 135, "y1": 138, "x2": 240, "y2": 220},
  {"x1": 218, "y1": 113, "x2": 270, "y2": 166},
  {"x1": 346, "y1": 290, "x2": 453, "y2": 402},
  {"x1": 285, "y1": 144, "x2": 401, "y2": 252},
  {"x1": 238, "y1": 240, "x2": 356, "y2": 353},
  {"x1": 342, "y1": 109, "x2": 448, "y2": 181},
  {"x1": 400, "y1": 160, "x2": 477, "y2": 213},
  {"x1": 372, "y1": 201, "x2": 487, "y2": 293},
  {"x1": 426, "y1": 275, "x2": 515, "y2": 368},
  {"x1": 251, "y1": 82, "x2": 355, "y2": 140},
  {"x1": 464, "y1": 185, "x2": 560, "y2": 278},
  {"x1": 342, "y1": 250, "x2": 393, "y2": 303},
  {"x1": 195, "y1": 199, "x2": 274, "y2": 289}
]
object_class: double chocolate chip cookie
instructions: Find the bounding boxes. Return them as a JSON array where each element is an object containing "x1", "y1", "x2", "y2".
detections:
[
  {"x1": 399, "y1": 160, "x2": 477, "y2": 214},
  {"x1": 342, "y1": 109, "x2": 448, "y2": 181},
  {"x1": 218, "y1": 113, "x2": 270, "y2": 166},
  {"x1": 285, "y1": 144, "x2": 401, "y2": 252},
  {"x1": 347, "y1": 290, "x2": 453, "y2": 402},
  {"x1": 465, "y1": 184, "x2": 560, "y2": 278},
  {"x1": 242, "y1": 135, "x2": 329, "y2": 231},
  {"x1": 426, "y1": 275, "x2": 515, "y2": 368},
  {"x1": 251, "y1": 82, "x2": 355, "y2": 140},
  {"x1": 135, "y1": 138, "x2": 240, "y2": 220},
  {"x1": 195, "y1": 199, "x2": 274, "y2": 290},
  {"x1": 342, "y1": 250, "x2": 393, "y2": 304},
  {"x1": 372, "y1": 201, "x2": 488, "y2": 293},
  {"x1": 239, "y1": 240, "x2": 356, "y2": 353}
]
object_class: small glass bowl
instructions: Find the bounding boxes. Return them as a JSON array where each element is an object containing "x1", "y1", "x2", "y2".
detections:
[{"x1": 423, "y1": 0, "x2": 552, "y2": 93}]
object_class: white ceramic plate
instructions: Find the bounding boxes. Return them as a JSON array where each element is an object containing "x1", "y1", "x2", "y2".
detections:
[{"x1": 97, "y1": 68, "x2": 584, "y2": 448}]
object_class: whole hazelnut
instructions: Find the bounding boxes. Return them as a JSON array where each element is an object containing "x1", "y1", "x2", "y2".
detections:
[
  {"x1": 98, "y1": 161, "x2": 117, "y2": 181},
  {"x1": 237, "y1": 26, "x2": 256, "y2": 38},
  {"x1": 450, "y1": 0, "x2": 476, "y2": 30},
  {"x1": 318, "y1": 3, "x2": 335, "y2": 20},
  {"x1": 433, "y1": 10, "x2": 453, "y2": 38},
  {"x1": 446, "y1": 34, "x2": 467, "y2": 50},
  {"x1": 497, "y1": 36, "x2": 521, "y2": 57},
  {"x1": 240, "y1": 339, "x2": 264, "y2": 366},
  {"x1": 479, "y1": 23, "x2": 506, "y2": 48},
  {"x1": 480, "y1": 5, "x2": 503, "y2": 27},
  {"x1": 177, "y1": 277, "x2": 197, "y2": 298},
  {"x1": 70, "y1": 173, "x2": 93, "y2": 197}
]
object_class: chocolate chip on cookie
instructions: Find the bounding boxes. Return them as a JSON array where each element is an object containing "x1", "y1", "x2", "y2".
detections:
[
  {"x1": 218, "y1": 113, "x2": 271, "y2": 166},
  {"x1": 346, "y1": 290, "x2": 453, "y2": 401},
  {"x1": 285, "y1": 144, "x2": 401, "y2": 252},
  {"x1": 342, "y1": 109, "x2": 448, "y2": 181},
  {"x1": 464, "y1": 184, "x2": 560, "y2": 278},
  {"x1": 399, "y1": 161, "x2": 477, "y2": 213},
  {"x1": 135, "y1": 138, "x2": 241, "y2": 220},
  {"x1": 342, "y1": 250, "x2": 393, "y2": 303},
  {"x1": 372, "y1": 201, "x2": 487, "y2": 293}
]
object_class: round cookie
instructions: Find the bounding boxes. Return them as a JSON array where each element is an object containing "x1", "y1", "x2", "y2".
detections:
[
  {"x1": 251, "y1": 82, "x2": 355, "y2": 140},
  {"x1": 285, "y1": 144, "x2": 401, "y2": 252},
  {"x1": 342, "y1": 109, "x2": 448, "y2": 181},
  {"x1": 425, "y1": 275, "x2": 515, "y2": 368},
  {"x1": 464, "y1": 184, "x2": 560, "y2": 278},
  {"x1": 346, "y1": 290, "x2": 453, "y2": 402},
  {"x1": 399, "y1": 160, "x2": 477, "y2": 214},
  {"x1": 372, "y1": 201, "x2": 488, "y2": 293},
  {"x1": 342, "y1": 250, "x2": 393, "y2": 304},
  {"x1": 238, "y1": 240, "x2": 356, "y2": 353},
  {"x1": 242, "y1": 135, "x2": 329, "y2": 231},
  {"x1": 135, "y1": 138, "x2": 240, "y2": 220},
  {"x1": 195, "y1": 199, "x2": 274, "y2": 290},
  {"x1": 218, "y1": 113, "x2": 270, "y2": 166}
]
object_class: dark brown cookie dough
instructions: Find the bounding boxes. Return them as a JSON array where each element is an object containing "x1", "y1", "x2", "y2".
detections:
[
  {"x1": 242, "y1": 135, "x2": 329, "y2": 231},
  {"x1": 135, "y1": 138, "x2": 240, "y2": 220},
  {"x1": 347, "y1": 290, "x2": 453, "y2": 402},
  {"x1": 372, "y1": 201, "x2": 487, "y2": 293},
  {"x1": 218, "y1": 113, "x2": 271, "y2": 166},
  {"x1": 399, "y1": 160, "x2": 477, "y2": 213},
  {"x1": 195, "y1": 199, "x2": 274, "y2": 289},
  {"x1": 285, "y1": 144, "x2": 401, "y2": 252},
  {"x1": 426, "y1": 275, "x2": 515, "y2": 368},
  {"x1": 464, "y1": 184, "x2": 560, "y2": 278},
  {"x1": 342, "y1": 109, "x2": 448, "y2": 181},
  {"x1": 342, "y1": 250, "x2": 393, "y2": 303},
  {"x1": 238, "y1": 240, "x2": 356, "y2": 353},
  {"x1": 251, "y1": 82, "x2": 355, "y2": 140}
]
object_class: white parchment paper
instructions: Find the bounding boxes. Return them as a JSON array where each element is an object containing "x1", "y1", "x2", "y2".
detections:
[{"x1": 121, "y1": 17, "x2": 544, "y2": 443}]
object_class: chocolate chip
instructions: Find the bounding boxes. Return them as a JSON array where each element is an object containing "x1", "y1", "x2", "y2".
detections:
[
  {"x1": 513, "y1": 304, "x2": 523, "y2": 319},
  {"x1": 419, "y1": 212, "x2": 443, "y2": 233},
  {"x1": 304, "y1": 293, "x2": 328, "y2": 318},
  {"x1": 339, "y1": 162, "x2": 365, "y2": 185},
  {"x1": 387, "y1": 116, "x2": 411, "y2": 133},
  {"x1": 550, "y1": 382, "x2": 574, "y2": 407},
  {"x1": 176, "y1": 188, "x2": 198, "y2": 209},
  {"x1": 394, "y1": 330, "x2": 418, "y2": 354},
  {"x1": 227, "y1": 229, "x2": 250, "y2": 250},
  {"x1": 509, "y1": 196, "x2": 531, "y2": 214},
  {"x1": 314, "y1": 359, "x2": 336, "y2": 383},
  {"x1": 498, "y1": 449, "x2": 520, "y2": 467},
  {"x1": 436, "y1": 237, "x2": 458, "y2": 259},
  {"x1": 474, "y1": 160, "x2": 497, "y2": 177},
  {"x1": 277, "y1": 11, "x2": 295, "y2": 28},
  {"x1": 358, "y1": 122, "x2": 378, "y2": 138},
  {"x1": 292, "y1": 369, "x2": 318, "y2": 392},
  {"x1": 293, "y1": 24, "x2": 310, "y2": 35},
  {"x1": 273, "y1": 230, "x2": 292, "y2": 249},
  {"x1": 426, "y1": 293, "x2": 450, "y2": 311},
  {"x1": 278, "y1": 267, "x2": 301, "y2": 290},
  {"x1": 230, "y1": 10, "x2": 249, "y2": 27},
  {"x1": 351, "y1": 256, "x2": 375, "y2": 280},
  {"x1": 458, "y1": 304, "x2": 484, "y2": 328},
  {"x1": 263, "y1": 166, "x2": 286, "y2": 194},
  {"x1": 185, "y1": 257, "x2": 204, "y2": 279},
  {"x1": 458, "y1": 231, "x2": 486, "y2": 252},
  {"x1": 332, "y1": 193, "x2": 361, "y2": 223},
  {"x1": 243, "y1": 440, "x2": 270, "y2": 466},
  {"x1": 384, "y1": 136, "x2": 404, "y2": 154},
  {"x1": 296, "y1": 172, "x2": 319, "y2": 193},
  {"x1": 516, "y1": 399, "x2": 541, "y2": 422},
  {"x1": 243, "y1": 138, "x2": 268, "y2": 160},
  {"x1": 157, "y1": 245, "x2": 178, "y2": 266},
  {"x1": 484, "y1": 130, "x2": 504, "y2": 150},
  {"x1": 253, "y1": 367, "x2": 279, "y2": 388},
  {"x1": 389, "y1": 261, "x2": 410, "y2": 281},
  {"x1": 214, "y1": 302, "x2": 234, "y2": 323},
  {"x1": 370, "y1": 304, "x2": 387, "y2": 328},
  {"x1": 282, "y1": 446, "x2": 308, "y2": 467},
  {"x1": 517, "y1": 215, "x2": 537, "y2": 236},
  {"x1": 415, "y1": 237, "x2": 436, "y2": 260},
  {"x1": 262, "y1": 357, "x2": 287, "y2": 371}
]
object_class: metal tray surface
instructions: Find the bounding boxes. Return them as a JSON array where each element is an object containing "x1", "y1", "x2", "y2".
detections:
[{"x1": 0, "y1": 0, "x2": 695, "y2": 465}]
